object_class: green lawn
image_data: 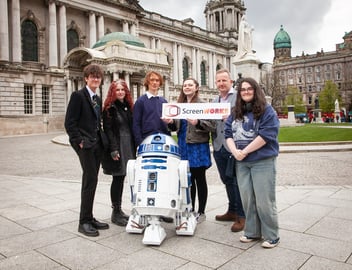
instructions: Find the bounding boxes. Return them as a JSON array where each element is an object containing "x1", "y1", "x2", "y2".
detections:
[{"x1": 278, "y1": 124, "x2": 352, "y2": 142}]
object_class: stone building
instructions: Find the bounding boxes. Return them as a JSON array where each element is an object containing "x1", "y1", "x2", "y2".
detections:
[
  {"x1": 0, "y1": 0, "x2": 262, "y2": 136},
  {"x1": 273, "y1": 25, "x2": 352, "y2": 116}
]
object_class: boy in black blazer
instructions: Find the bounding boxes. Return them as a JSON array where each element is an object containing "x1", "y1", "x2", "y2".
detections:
[{"x1": 65, "y1": 64, "x2": 109, "y2": 237}]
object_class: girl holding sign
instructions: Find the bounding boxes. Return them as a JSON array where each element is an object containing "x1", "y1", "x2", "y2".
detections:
[{"x1": 175, "y1": 78, "x2": 216, "y2": 223}]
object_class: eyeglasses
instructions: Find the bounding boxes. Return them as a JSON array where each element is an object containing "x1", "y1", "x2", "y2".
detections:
[
  {"x1": 240, "y1": 87, "x2": 254, "y2": 92},
  {"x1": 88, "y1": 75, "x2": 102, "y2": 80}
]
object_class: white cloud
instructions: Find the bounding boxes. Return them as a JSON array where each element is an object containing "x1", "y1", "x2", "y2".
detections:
[{"x1": 138, "y1": 0, "x2": 351, "y2": 63}]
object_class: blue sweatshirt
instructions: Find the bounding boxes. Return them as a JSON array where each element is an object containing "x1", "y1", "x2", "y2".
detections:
[
  {"x1": 132, "y1": 94, "x2": 170, "y2": 146},
  {"x1": 224, "y1": 105, "x2": 280, "y2": 162}
]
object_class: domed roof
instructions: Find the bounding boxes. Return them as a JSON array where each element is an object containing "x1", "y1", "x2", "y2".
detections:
[
  {"x1": 273, "y1": 25, "x2": 291, "y2": 49},
  {"x1": 92, "y1": 32, "x2": 146, "y2": 48}
]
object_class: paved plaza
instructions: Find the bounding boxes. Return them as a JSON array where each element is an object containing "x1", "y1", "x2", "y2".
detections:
[{"x1": 0, "y1": 132, "x2": 351, "y2": 269}]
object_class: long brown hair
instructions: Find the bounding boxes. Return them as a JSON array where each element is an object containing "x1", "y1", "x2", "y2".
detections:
[
  {"x1": 177, "y1": 78, "x2": 199, "y2": 103},
  {"x1": 103, "y1": 80, "x2": 134, "y2": 111},
  {"x1": 232, "y1": 77, "x2": 267, "y2": 120}
]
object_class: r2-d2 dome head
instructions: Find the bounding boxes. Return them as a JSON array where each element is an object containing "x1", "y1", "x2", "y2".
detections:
[{"x1": 137, "y1": 133, "x2": 180, "y2": 159}]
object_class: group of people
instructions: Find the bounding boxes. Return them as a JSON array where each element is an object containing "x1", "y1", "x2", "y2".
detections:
[{"x1": 65, "y1": 63, "x2": 280, "y2": 249}]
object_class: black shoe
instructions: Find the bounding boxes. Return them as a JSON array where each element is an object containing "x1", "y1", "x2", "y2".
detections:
[
  {"x1": 160, "y1": 216, "x2": 174, "y2": 223},
  {"x1": 111, "y1": 212, "x2": 128, "y2": 226},
  {"x1": 91, "y1": 218, "x2": 109, "y2": 230},
  {"x1": 78, "y1": 223, "x2": 99, "y2": 237}
]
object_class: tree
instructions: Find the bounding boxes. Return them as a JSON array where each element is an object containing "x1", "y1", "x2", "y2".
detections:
[
  {"x1": 261, "y1": 71, "x2": 286, "y2": 113},
  {"x1": 282, "y1": 86, "x2": 305, "y2": 114},
  {"x1": 319, "y1": 80, "x2": 340, "y2": 113}
]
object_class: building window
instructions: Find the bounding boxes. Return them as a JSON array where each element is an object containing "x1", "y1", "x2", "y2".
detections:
[
  {"x1": 42, "y1": 86, "x2": 50, "y2": 114},
  {"x1": 216, "y1": 63, "x2": 222, "y2": 71},
  {"x1": 316, "y1": 74, "x2": 321, "y2": 82},
  {"x1": 21, "y1": 19, "x2": 38, "y2": 61},
  {"x1": 336, "y1": 71, "x2": 341, "y2": 80},
  {"x1": 200, "y1": 61, "x2": 206, "y2": 86},
  {"x1": 308, "y1": 85, "x2": 312, "y2": 92},
  {"x1": 67, "y1": 29, "x2": 79, "y2": 52},
  {"x1": 308, "y1": 96, "x2": 312, "y2": 104},
  {"x1": 307, "y1": 75, "x2": 312, "y2": 83},
  {"x1": 24, "y1": 85, "x2": 33, "y2": 114},
  {"x1": 299, "y1": 86, "x2": 303, "y2": 92},
  {"x1": 182, "y1": 58, "x2": 189, "y2": 81}
]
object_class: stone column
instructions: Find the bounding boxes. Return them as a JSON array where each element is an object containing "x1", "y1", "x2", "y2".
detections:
[
  {"x1": 156, "y1": 39, "x2": 161, "y2": 50},
  {"x1": 208, "y1": 52, "x2": 214, "y2": 88},
  {"x1": 177, "y1": 44, "x2": 183, "y2": 85},
  {"x1": 219, "y1": 10, "x2": 223, "y2": 30},
  {"x1": 89, "y1": 12, "x2": 96, "y2": 47},
  {"x1": 0, "y1": 0, "x2": 9, "y2": 61},
  {"x1": 122, "y1": 21, "x2": 129, "y2": 33},
  {"x1": 223, "y1": 55, "x2": 227, "y2": 69},
  {"x1": 164, "y1": 76, "x2": 169, "y2": 100},
  {"x1": 192, "y1": 48, "x2": 197, "y2": 78},
  {"x1": 66, "y1": 77, "x2": 72, "y2": 104},
  {"x1": 125, "y1": 72, "x2": 130, "y2": 90},
  {"x1": 130, "y1": 23, "x2": 136, "y2": 36},
  {"x1": 12, "y1": 0, "x2": 21, "y2": 63},
  {"x1": 59, "y1": 4, "x2": 67, "y2": 67},
  {"x1": 151, "y1": 37, "x2": 155, "y2": 49},
  {"x1": 49, "y1": 1, "x2": 58, "y2": 67},
  {"x1": 173, "y1": 43, "x2": 178, "y2": 85},
  {"x1": 230, "y1": 54, "x2": 235, "y2": 76},
  {"x1": 205, "y1": 13, "x2": 210, "y2": 31},
  {"x1": 113, "y1": 72, "x2": 119, "y2": 81},
  {"x1": 196, "y1": 48, "x2": 201, "y2": 82},
  {"x1": 97, "y1": 15, "x2": 104, "y2": 40}
]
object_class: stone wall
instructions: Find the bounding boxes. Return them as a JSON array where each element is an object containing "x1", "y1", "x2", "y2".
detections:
[{"x1": 0, "y1": 115, "x2": 64, "y2": 136}]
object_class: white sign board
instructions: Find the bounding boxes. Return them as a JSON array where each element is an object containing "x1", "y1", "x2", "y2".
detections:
[{"x1": 162, "y1": 103, "x2": 231, "y2": 119}]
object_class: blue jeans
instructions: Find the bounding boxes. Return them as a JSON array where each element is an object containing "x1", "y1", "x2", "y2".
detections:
[
  {"x1": 236, "y1": 157, "x2": 279, "y2": 241},
  {"x1": 213, "y1": 146, "x2": 245, "y2": 217}
]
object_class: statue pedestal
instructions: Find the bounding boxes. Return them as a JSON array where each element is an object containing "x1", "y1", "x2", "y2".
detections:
[
  {"x1": 335, "y1": 111, "x2": 341, "y2": 123},
  {"x1": 312, "y1": 109, "x2": 324, "y2": 123},
  {"x1": 233, "y1": 54, "x2": 261, "y2": 82}
]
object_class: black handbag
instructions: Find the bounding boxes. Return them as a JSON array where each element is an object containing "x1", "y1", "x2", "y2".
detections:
[{"x1": 225, "y1": 155, "x2": 236, "y2": 178}]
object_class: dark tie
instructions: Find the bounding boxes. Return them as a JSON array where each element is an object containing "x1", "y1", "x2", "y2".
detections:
[{"x1": 92, "y1": 95, "x2": 100, "y2": 119}]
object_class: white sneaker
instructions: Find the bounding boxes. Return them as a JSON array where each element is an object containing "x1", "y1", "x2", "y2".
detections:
[
  {"x1": 196, "y1": 213, "x2": 206, "y2": 223},
  {"x1": 261, "y1": 238, "x2": 280, "y2": 248},
  {"x1": 240, "y1": 235, "x2": 260, "y2": 243}
]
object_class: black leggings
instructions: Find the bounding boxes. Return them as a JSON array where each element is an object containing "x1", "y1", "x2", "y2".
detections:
[
  {"x1": 110, "y1": 175, "x2": 124, "y2": 204},
  {"x1": 190, "y1": 167, "x2": 208, "y2": 214}
]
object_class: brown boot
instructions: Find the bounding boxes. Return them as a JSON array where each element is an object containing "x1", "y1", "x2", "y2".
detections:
[
  {"x1": 231, "y1": 217, "x2": 245, "y2": 232},
  {"x1": 215, "y1": 211, "x2": 237, "y2": 221}
]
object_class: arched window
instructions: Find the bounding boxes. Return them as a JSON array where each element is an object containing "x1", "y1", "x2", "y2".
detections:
[
  {"x1": 21, "y1": 19, "x2": 38, "y2": 61},
  {"x1": 182, "y1": 58, "x2": 189, "y2": 81},
  {"x1": 67, "y1": 29, "x2": 79, "y2": 52},
  {"x1": 216, "y1": 63, "x2": 222, "y2": 71},
  {"x1": 200, "y1": 61, "x2": 206, "y2": 86}
]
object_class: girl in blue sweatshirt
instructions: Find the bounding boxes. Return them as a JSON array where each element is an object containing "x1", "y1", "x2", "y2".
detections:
[{"x1": 224, "y1": 77, "x2": 280, "y2": 248}]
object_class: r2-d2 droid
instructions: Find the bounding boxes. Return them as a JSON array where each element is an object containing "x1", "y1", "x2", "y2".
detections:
[{"x1": 126, "y1": 133, "x2": 197, "y2": 245}]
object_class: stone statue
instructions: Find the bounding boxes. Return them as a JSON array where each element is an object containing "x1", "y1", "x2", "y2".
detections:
[
  {"x1": 235, "y1": 15, "x2": 253, "y2": 59},
  {"x1": 335, "y1": 99, "x2": 340, "y2": 112},
  {"x1": 314, "y1": 97, "x2": 319, "y2": 109}
]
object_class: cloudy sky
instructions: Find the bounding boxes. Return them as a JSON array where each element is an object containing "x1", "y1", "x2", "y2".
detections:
[{"x1": 138, "y1": 0, "x2": 351, "y2": 63}]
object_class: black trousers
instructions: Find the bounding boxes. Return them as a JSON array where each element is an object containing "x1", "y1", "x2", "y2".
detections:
[{"x1": 77, "y1": 142, "x2": 103, "y2": 224}]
